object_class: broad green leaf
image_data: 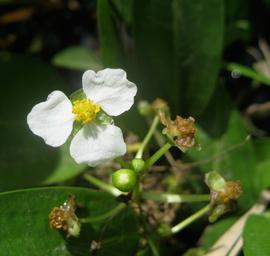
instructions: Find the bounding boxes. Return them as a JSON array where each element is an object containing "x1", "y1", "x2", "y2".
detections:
[
  {"x1": 0, "y1": 53, "x2": 84, "y2": 191},
  {"x1": 133, "y1": 0, "x2": 175, "y2": 107},
  {"x1": 255, "y1": 161, "x2": 270, "y2": 191},
  {"x1": 227, "y1": 63, "x2": 270, "y2": 86},
  {"x1": 0, "y1": 187, "x2": 139, "y2": 256},
  {"x1": 200, "y1": 218, "x2": 236, "y2": 249},
  {"x1": 243, "y1": 214, "x2": 270, "y2": 256},
  {"x1": 188, "y1": 111, "x2": 257, "y2": 209},
  {"x1": 172, "y1": 0, "x2": 224, "y2": 115},
  {"x1": 52, "y1": 46, "x2": 103, "y2": 71},
  {"x1": 253, "y1": 138, "x2": 270, "y2": 191},
  {"x1": 253, "y1": 137, "x2": 270, "y2": 162}
]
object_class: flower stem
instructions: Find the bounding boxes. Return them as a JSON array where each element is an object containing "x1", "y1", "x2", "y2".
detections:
[
  {"x1": 171, "y1": 204, "x2": 210, "y2": 234},
  {"x1": 83, "y1": 173, "x2": 122, "y2": 197},
  {"x1": 80, "y1": 203, "x2": 126, "y2": 223},
  {"x1": 145, "y1": 142, "x2": 172, "y2": 169},
  {"x1": 135, "y1": 115, "x2": 159, "y2": 159},
  {"x1": 141, "y1": 192, "x2": 209, "y2": 203}
]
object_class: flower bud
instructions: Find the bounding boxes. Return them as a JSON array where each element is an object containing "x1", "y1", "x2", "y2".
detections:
[
  {"x1": 112, "y1": 169, "x2": 137, "y2": 192},
  {"x1": 131, "y1": 158, "x2": 145, "y2": 174},
  {"x1": 137, "y1": 100, "x2": 152, "y2": 116}
]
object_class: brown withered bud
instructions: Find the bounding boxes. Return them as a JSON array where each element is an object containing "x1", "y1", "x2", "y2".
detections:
[
  {"x1": 217, "y1": 181, "x2": 242, "y2": 204},
  {"x1": 205, "y1": 172, "x2": 242, "y2": 223},
  {"x1": 164, "y1": 116, "x2": 196, "y2": 149},
  {"x1": 152, "y1": 98, "x2": 170, "y2": 114},
  {"x1": 48, "y1": 194, "x2": 81, "y2": 237}
]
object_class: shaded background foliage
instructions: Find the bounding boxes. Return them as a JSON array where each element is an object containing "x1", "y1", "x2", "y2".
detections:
[{"x1": 1, "y1": 0, "x2": 270, "y2": 255}]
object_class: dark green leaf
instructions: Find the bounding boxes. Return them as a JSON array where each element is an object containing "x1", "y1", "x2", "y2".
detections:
[
  {"x1": 0, "y1": 53, "x2": 84, "y2": 191},
  {"x1": 97, "y1": 0, "x2": 124, "y2": 67},
  {"x1": 0, "y1": 187, "x2": 139, "y2": 256},
  {"x1": 111, "y1": 0, "x2": 134, "y2": 25},
  {"x1": 172, "y1": 0, "x2": 224, "y2": 114}
]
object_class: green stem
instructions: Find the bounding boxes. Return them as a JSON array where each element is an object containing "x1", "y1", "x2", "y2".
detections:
[
  {"x1": 80, "y1": 203, "x2": 126, "y2": 223},
  {"x1": 145, "y1": 142, "x2": 172, "y2": 169},
  {"x1": 171, "y1": 204, "x2": 210, "y2": 234},
  {"x1": 141, "y1": 192, "x2": 209, "y2": 203},
  {"x1": 83, "y1": 173, "x2": 122, "y2": 197},
  {"x1": 136, "y1": 115, "x2": 159, "y2": 159},
  {"x1": 148, "y1": 236, "x2": 160, "y2": 256}
]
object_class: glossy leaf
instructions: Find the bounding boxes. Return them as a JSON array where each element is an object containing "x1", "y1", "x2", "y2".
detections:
[
  {"x1": 0, "y1": 187, "x2": 139, "y2": 256},
  {"x1": 243, "y1": 215, "x2": 270, "y2": 256},
  {"x1": 172, "y1": 0, "x2": 224, "y2": 114}
]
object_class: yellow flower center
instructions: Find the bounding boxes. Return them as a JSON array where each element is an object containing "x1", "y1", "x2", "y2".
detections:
[{"x1": 72, "y1": 99, "x2": 100, "y2": 124}]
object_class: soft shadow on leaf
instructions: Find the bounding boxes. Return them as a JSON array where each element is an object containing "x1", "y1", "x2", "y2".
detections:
[
  {"x1": 188, "y1": 111, "x2": 257, "y2": 209},
  {"x1": 0, "y1": 53, "x2": 84, "y2": 191},
  {"x1": 0, "y1": 187, "x2": 139, "y2": 256},
  {"x1": 200, "y1": 217, "x2": 236, "y2": 250}
]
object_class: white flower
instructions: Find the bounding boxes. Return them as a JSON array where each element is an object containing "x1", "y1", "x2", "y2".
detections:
[{"x1": 27, "y1": 68, "x2": 137, "y2": 166}]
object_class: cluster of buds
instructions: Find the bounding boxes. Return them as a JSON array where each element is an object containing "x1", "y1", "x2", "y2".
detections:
[
  {"x1": 48, "y1": 194, "x2": 81, "y2": 237},
  {"x1": 205, "y1": 171, "x2": 242, "y2": 222}
]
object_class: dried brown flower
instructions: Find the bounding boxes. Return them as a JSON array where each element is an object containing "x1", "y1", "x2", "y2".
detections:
[
  {"x1": 163, "y1": 115, "x2": 196, "y2": 149},
  {"x1": 217, "y1": 181, "x2": 242, "y2": 204},
  {"x1": 48, "y1": 194, "x2": 81, "y2": 237},
  {"x1": 205, "y1": 171, "x2": 242, "y2": 222}
]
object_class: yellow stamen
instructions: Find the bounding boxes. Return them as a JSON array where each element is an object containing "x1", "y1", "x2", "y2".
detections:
[{"x1": 72, "y1": 99, "x2": 100, "y2": 124}]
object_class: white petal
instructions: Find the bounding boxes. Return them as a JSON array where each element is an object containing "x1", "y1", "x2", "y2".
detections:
[
  {"x1": 82, "y1": 68, "x2": 137, "y2": 116},
  {"x1": 27, "y1": 90, "x2": 74, "y2": 147},
  {"x1": 70, "y1": 123, "x2": 126, "y2": 166}
]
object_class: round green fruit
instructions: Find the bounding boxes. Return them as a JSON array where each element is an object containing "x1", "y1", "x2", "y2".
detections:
[{"x1": 112, "y1": 169, "x2": 137, "y2": 192}]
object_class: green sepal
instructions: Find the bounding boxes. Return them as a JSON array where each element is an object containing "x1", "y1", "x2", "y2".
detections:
[
  {"x1": 96, "y1": 111, "x2": 114, "y2": 125},
  {"x1": 205, "y1": 171, "x2": 226, "y2": 192},
  {"x1": 70, "y1": 88, "x2": 87, "y2": 102}
]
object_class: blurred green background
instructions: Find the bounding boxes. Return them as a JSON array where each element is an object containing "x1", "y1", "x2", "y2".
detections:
[{"x1": 1, "y1": 0, "x2": 270, "y2": 255}]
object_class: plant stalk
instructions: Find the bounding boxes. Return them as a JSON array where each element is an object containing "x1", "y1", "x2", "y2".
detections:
[
  {"x1": 136, "y1": 115, "x2": 159, "y2": 159},
  {"x1": 171, "y1": 204, "x2": 210, "y2": 234},
  {"x1": 141, "y1": 192, "x2": 209, "y2": 203},
  {"x1": 83, "y1": 173, "x2": 122, "y2": 197},
  {"x1": 145, "y1": 142, "x2": 172, "y2": 169}
]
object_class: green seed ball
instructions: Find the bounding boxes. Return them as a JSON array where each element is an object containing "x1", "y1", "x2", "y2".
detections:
[
  {"x1": 112, "y1": 169, "x2": 137, "y2": 192},
  {"x1": 131, "y1": 158, "x2": 145, "y2": 174}
]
